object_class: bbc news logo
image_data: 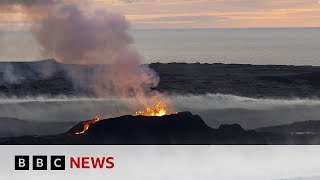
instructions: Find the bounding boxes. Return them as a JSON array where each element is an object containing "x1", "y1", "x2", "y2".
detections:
[
  {"x1": 15, "y1": 155, "x2": 114, "y2": 170},
  {"x1": 15, "y1": 155, "x2": 65, "y2": 170}
]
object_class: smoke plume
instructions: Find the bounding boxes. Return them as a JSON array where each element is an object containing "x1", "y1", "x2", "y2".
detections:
[{"x1": 18, "y1": 0, "x2": 161, "y2": 104}]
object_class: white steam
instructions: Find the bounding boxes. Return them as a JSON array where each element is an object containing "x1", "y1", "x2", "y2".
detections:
[{"x1": 1, "y1": 94, "x2": 320, "y2": 130}]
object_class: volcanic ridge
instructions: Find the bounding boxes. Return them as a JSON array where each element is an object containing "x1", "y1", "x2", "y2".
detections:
[{"x1": 2, "y1": 112, "x2": 320, "y2": 145}]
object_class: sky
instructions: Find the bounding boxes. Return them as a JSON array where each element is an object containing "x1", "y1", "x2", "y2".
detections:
[
  {"x1": 0, "y1": 0, "x2": 319, "y2": 62},
  {"x1": 0, "y1": 0, "x2": 320, "y2": 30}
]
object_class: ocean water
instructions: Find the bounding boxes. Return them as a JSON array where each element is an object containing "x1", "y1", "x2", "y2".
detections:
[
  {"x1": 131, "y1": 28, "x2": 320, "y2": 66},
  {"x1": 1, "y1": 28, "x2": 319, "y2": 66}
]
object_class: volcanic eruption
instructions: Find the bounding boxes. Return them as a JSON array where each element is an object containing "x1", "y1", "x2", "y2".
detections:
[
  {"x1": 74, "y1": 95, "x2": 176, "y2": 135},
  {"x1": 135, "y1": 95, "x2": 176, "y2": 117},
  {"x1": 12, "y1": 0, "x2": 179, "y2": 137},
  {"x1": 74, "y1": 116, "x2": 100, "y2": 135},
  {"x1": 20, "y1": 1, "x2": 175, "y2": 111}
]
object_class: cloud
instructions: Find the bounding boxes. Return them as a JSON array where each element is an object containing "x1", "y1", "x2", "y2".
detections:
[
  {"x1": 0, "y1": 0, "x2": 320, "y2": 30},
  {"x1": 0, "y1": 0, "x2": 58, "y2": 6},
  {"x1": 118, "y1": 0, "x2": 157, "y2": 3},
  {"x1": 136, "y1": 15, "x2": 226, "y2": 22}
]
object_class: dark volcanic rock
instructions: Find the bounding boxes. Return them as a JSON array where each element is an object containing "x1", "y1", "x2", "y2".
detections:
[
  {"x1": 1, "y1": 60, "x2": 320, "y2": 98},
  {"x1": 0, "y1": 112, "x2": 267, "y2": 145},
  {"x1": 2, "y1": 112, "x2": 320, "y2": 145},
  {"x1": 65, "y1": 112, "x2": 215, "y2": 144},
  {"x1": 255, "y1": 120, "x2": 320, "y2": 134},
  {"x1": 150, "y1": 63, "x2": 320, "y2": 98},
  {"x1": 0, "y1": 117, "x2": 76, "y2": 138},
  {"x1": 217, "y1": 124, "x2": 246, "y2": 137}
]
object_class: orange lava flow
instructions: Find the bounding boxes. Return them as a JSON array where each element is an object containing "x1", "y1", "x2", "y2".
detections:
[
  {"x1": 135, "y1": 96, "x2": 174, "y2": 117},
  {"x1": 74, "y1": 116, "x2": 100, "y2": 135}
]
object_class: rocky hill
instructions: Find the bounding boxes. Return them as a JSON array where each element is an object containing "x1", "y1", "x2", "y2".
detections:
[{"x1": 2, "y1": 112, "x2": 320, "y2": 145}]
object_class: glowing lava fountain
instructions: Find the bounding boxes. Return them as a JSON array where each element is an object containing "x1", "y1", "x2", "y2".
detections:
[
  {"x1": 74, "y1": 96, "x2": 175, "y2": 135},
  {"x1": 135, "y1": 96, "x2": 175, "y2": 117}
]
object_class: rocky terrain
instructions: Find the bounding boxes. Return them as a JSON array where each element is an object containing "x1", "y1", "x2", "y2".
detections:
[
  {"x1": 0, "y1": 117, "x2": 76, "y2": 138},
  {"x1": 1, "y1": 60, "x2": 320, "y2": 144},
  {"x1": 255, "y1": 120, "x2": 320, "y2": 135},
  {"x1": 1, "y1": 112, "x2": 320, "y2": 145},
  {"x1": 151, "y1": 62, "x2": 320, "y2": 98},
  {"x1": 1, "y1": 59, "x2": 320, "y2": 98}
]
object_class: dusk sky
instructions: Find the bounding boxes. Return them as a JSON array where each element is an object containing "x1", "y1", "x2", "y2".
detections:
[{"x1": 0, "y1": 0, "x2": 320, "y2": 30}]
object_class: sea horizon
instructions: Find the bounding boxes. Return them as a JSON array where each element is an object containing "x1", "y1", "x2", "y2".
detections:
[{"x1": 1, "y1": 27, "x2": 319, "y2": 66}]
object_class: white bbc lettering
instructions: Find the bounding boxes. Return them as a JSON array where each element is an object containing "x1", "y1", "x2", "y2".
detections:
[
  {"x1": 54, "y1": 159, "x2": 62, "y2": 168},
  {"x1": 19, "y1": 158, "x2": 26, "y2": 167},
  {"x1": 37, "y1": 159, "x2": 44, "y2": 167}
]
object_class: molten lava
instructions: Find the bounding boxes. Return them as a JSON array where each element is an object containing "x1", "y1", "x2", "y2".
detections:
[
  {"x1": 74, "y1": 116, "x2": 100, "y2": 135},
  {"x1": 135, "y1": 96, "x2": 174, "y2": 116},
  {"x1": 74, "y1": 96, "x2": 174, "y2": 135}
]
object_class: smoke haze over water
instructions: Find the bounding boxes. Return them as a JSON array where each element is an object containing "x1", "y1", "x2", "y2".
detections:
[{"x1": 1, "y1": 94, "x2": 320, "y2": 129}]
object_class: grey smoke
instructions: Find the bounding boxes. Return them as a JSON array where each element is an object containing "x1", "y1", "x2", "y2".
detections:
[
  {"x1": 2, "y1": 64, "x2": 26, "y2": 84},
  {"x1": 0, "y1": 60, "x2": 61, "y2": 84},
  {"x1": 1, "y1": 94, "x2": 320, "y2": 130},
  {"x1": 172, "y1": 94, "x2": 320, "y2": 129},
  {"x1": 32, "y1": 1, "x2": 159, "y2": 99},
  {"x1": 1, "y1": 0, "x2": 160, "y2": 100},
  {"x1": 34, "y1": 4, "x2": 133, "y2": 64}
]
